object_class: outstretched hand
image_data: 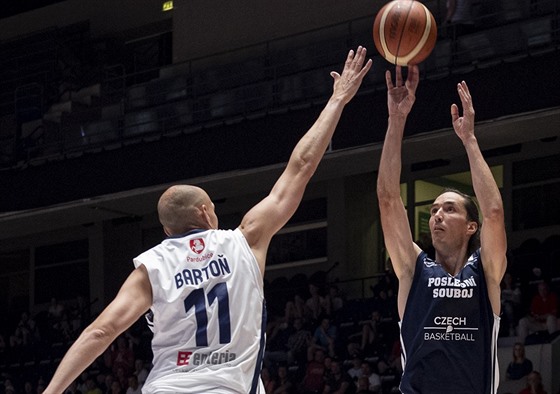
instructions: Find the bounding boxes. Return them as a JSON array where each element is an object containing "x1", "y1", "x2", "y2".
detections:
[
  {"x1": 386, "y1": 65, "x2": 419, "y2": 118},
  {"x1": 330, "y1": 46, "x2": 373, "y2": 104},
  {"x1": 451, "y1": 81, "x2": 475, "y2": 142}
]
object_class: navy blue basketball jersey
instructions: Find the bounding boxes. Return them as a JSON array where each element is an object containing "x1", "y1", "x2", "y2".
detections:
[{"x1": 399, "y1": 250, "x2": 500, "y2": 394}]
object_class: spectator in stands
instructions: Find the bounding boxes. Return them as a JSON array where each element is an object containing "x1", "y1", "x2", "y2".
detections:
[
  {"x1": 517, "y1": 281, "x2": 558, "y2": 344},
  {"x1": 37, "y1": 380, "x2": 46, "y2": 394},
  {"x1": 501, "y1": 271, "x2": 523, "y2": 337},
  {"x1": 265, "y1": 315, "x2": 294, "y2": 369},
  {"x1": 299, "y1": 348, "x2": 327, "y2": 394},
  {"x1": 359, "y1": 361, "x2": 381, "y2": 393},
  {"x1": 287, "y1": 317, "x2": 312, "y2": 366},
  {"x1": 107, "y1": 380, "x2": 123, "y2": 394},
  {"x1": 132, "y1": 359, "x2": 148, "y2": 386},
  {"x1": 355, "y1": 376, "x2": 376, "y2": 394},
  {"x1": 48, "y1": 297, "x2": 65, "y2": 320},
  {"x1": 518, "y1": 370, "x2": 547, "y2": 394},
  {"x1": 262, "y1": 366, "x2": 277, "y2": 393},
  {"x1": 273, "y1": 364, "x2": 294, "y2": 394},
  {"x1": 323, "y1": 359, "x2": 356, "y2": 393},
  {"x1": 110, "y1": 336, "x2": 134, "y2": 378},
  {"x1": 305, "y1": 283, "x2": 328, "y2": 323},
  {"x1": 377, "y1": 337, "x2": 403, "y2": 378},
  {"x1": 325, "y1": 285, "x2": 344, "y2": 319},
  {"x1": 102, "y1": 375, "x2": 114, "y2": 394},
  {"x1": 84, "y1": 377, "x2": 102, "y2": 394},
  {"x1": 346, "y1": 355, "x2": 364, "y2": 382},
  {"x1": 308, "y1": 316, "x2": 338, "y2": 359},
  {"x1": 285, "y1": 293, "x2": 306, "y2": 325},
  {"x1": 24, "y1": 381, "x2": 34, "y2": 394},
  {"x1": 506, "y1": 342, "x2": 533, "y2": 381},
  {"x1": 126, "y1": 374, "x2": 142, "y2": 394},
  {"x1": 359, "y1": 310, "x2": 382, "y2": 355}
]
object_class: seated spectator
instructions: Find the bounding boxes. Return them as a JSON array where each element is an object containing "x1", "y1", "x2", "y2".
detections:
[
  {"x1": 299, "y1": 348, "x2": 326, "y2": 394},
  {"x1": 518, "y1": 370, "x2": 547, "y2": 394},
  {"x1": 305, "y1": 283, "x2": 328, "y2": 323},
  {"x1": 261, "y1": 367, "x2": 277, "y2": 394},
  {"x1": 286, "y1": 317, "x2": 312, "y2": 366},
  {"x1": 110, "y1": 336, "x2": 135, "y2": 377},
  {"x1": 360, "y1": 310, "x2": 382, "y2": 354},
  {"x1": 84, "y1": 377, "x2": 102, "y2": 394},
  {"x1": 355, "y1": 375, "x2": 376, "y2": 394},
  {"x1": 265, "y1": 315, "x2": 295, "y2": 369},
  {"x1": 273, "y1": 364, "x2": 294, "y2": 394},
  {"x1": 307, "y1": 316, "x2": 338, "y2": 359},
  {"x1": 102, "y1": 375, "x2": 114, "y2": 394},
  {"x1": 323, "y1": 359, "x2": 356, "y2": 393},
  {"x1": 285, "y1": 294, "x2": 306, "y2": 325},
  {"x1": 48, "y1": 297, "x2": 65, "y2": 320},
  {"x1": 108, "y1": 380, "x2": 123, "y2": 394},
  {"x1": 132, "y1": 359, "x2": 148, "y2": 386},
  {"x1": 346, "y1": 355, "x2": 364, "y2": 382},
  {"x1": 125, "y1": 376, "x2": 141, "y2": 394},
  {"x1": 518, "y1": 281, "x2": 558, "y2": 344},
  {"x1": 506, "y1": 342, "x2": 533, "y2": 381},
  {"x1": 501, "y1": 272, "x2": 522, "y2": 337},
  {"x1": 325, "y1": 285, "x2": 344, "y2": 319},
  {"x1": 377, "y1": 338, "x2": 402, "y2": 377},
  {"x1": 360, "y1": 361, "x2": 381, "y2": 393}
]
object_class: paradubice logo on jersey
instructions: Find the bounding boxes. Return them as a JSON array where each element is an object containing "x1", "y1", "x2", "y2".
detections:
[
  {"x1": 190, "y1": 238, "x2": 205, "y2": 254},
  {"x1": 186, "y1": 238, "x2": 213, "y2": 263}
]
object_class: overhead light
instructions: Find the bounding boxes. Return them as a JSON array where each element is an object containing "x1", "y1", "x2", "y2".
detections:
[{"x1": 162, "y1": 1, "x2": 173, "y2": 12}]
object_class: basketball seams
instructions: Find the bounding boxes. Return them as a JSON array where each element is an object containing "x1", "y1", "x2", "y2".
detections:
[
  {"x1": 398, "y1": 3, "x2": 433, "y2": 65},
  {"x1": 373, "y1": 0, "x2": 437, "y2": 67}
]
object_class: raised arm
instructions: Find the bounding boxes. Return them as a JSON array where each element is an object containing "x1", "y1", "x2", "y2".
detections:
[
  {"x1": 43, "y1": 266, "x2": 153, "y2": 394},
  {"x1": 377, "y1": 66, "x2": 422, "y2": 318},
  {"x1": 239, "y1": 46, "x2": 372, "y2": 273},
  {"x1": 451, "y1": 81, "x2": 507, "y2": 314}
]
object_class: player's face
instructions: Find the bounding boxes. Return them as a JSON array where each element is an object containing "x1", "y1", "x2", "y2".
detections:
[{"x1": 429, "y1": 192, "x2": 471, "y2": 249}]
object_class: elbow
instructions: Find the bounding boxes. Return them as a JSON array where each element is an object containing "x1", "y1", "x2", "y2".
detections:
[
  {"x1": 83, "y1": 324, "x2": 117, "y2": 346},
  {"x1": 485, "y1": 204, "x2": 505, "y2": 223}
]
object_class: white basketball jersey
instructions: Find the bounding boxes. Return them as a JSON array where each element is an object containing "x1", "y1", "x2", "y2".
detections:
[{"x1": 133, "y1": 228, "x2": 266, "y2": 394}]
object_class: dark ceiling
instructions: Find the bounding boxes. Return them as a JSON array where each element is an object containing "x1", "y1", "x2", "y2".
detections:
[{"x1": 0, "y1": 0, "x2": 66, "y2": 20}]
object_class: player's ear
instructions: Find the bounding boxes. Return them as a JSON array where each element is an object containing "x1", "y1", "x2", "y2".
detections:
[
  {"x1": 200, "y1": 204, "x2": 212, "y2": 227},
  {"x1": 163, "y1": 226, "x2": 172, "y2": 236},
  {"x1": 466, "y1": 221, "x2": 478, "y2": 235}
]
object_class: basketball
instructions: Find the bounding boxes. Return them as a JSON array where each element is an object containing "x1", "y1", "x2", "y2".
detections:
[{"x1": 373, "y1": 0, "x2": 437, "y2": 66}]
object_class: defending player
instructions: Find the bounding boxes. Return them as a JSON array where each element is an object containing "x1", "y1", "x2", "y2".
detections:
[{"x1": 43, "y1": 47, "x2": 372, "y2": 394}]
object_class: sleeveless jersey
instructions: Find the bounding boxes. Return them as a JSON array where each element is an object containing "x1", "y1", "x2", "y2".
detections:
[
  {"x1": 399, "y1": 250, "x2": 500, "y2": 394},
  {"x1": 133, "y1": 228, "x2": 266, "y2": 394}
]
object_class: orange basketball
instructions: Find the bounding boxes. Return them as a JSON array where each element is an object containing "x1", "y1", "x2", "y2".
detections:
[{"x1": 373, "y1": 0, "x2": 437, "y2": 66}]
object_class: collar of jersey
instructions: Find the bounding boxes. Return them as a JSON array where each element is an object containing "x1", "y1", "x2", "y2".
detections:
[{"x1": 168, "y1": 228, "x2": 208, "y2": 239}]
